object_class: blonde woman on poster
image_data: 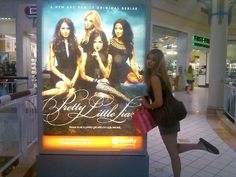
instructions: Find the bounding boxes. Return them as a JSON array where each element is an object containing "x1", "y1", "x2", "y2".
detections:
[
  {"x1": 80, "y1": 10, "x2": 102, "y2": 52},
  {"x1": 43, "y1": 18, "x2": 81, "y2": 97},
  {"x1": 109, "y1": 19, "x2": 143, "y2": 86}
]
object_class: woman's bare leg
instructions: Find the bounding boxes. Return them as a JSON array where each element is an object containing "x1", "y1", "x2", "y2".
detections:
[
  {"x1": 42, "y1": 88, "x2": 60, "y2": 96},
  {"x1": 177, "y1": 141, "x2": 205, "y2": 153},
  {"x1": 66, "y1": 87, "x2": 76, "y2": 98},
  {"x1": 161, "y1": 133, "x2": 181, "y2": 177},
  {"x1": 96, "y1": 82, "x2": 130, "y2": 102},
  {"x1": 42, "y1": 81, "x2": 68, "y2": 96}
]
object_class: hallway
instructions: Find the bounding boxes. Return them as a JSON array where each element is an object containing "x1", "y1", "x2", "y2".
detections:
[{"x1": 148, "y1": 87, "x2": 236, "y2": 177}]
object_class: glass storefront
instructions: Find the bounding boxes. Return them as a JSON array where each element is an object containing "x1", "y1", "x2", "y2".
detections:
[
  {"x1": 0, "y1": 18, "x2": 16, "y2": 95},
  {"x1": 189, "y1": 34, "x2": 210, "y2": 87},
  {"x1": 224, "y1": 41, "x2": 236, "y2": 123},
  {"x1": 152, "y1": 25, "x2": 187, "y2": 90},
  {"x1": 226, "y1": 41, "x2": 236, "y2": 79}
]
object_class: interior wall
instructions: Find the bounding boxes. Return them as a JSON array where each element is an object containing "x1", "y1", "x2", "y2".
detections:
[
  {"x1": 0, "y1": 1, "x2": 17, "y2": 18},
  {"x1": 0, "y1": 21, "x2": 16, "y2": 35},
  {"x1": 151, "y1": 5, "x2": 210, "y2": 35}
]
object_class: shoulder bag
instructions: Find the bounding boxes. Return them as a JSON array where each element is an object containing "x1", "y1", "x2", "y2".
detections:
[{"x1": 150, "y1": 76, "x2": 187, "y2": 127}]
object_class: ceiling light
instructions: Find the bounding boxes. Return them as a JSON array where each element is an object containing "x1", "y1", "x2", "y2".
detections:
[
  {"x1": 0, "y1": 18, "x2": 14, "y2": 21},
  {"x1": 166, "y1": 51, "x2": 178, "y2": 55}
]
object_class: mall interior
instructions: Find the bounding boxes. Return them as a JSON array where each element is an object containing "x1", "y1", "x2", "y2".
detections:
[{"x1": 1, "y1": 0, "x2": 236, "y2": 177}]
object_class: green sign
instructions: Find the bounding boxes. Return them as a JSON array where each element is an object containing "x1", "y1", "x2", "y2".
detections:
[{"x1": 192, "y1": 35, "x2": 210, "y2": 49}]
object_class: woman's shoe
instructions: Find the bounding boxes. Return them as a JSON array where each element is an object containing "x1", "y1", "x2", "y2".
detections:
[{"x1": 199, "y1": 138, "x2": 219, "y2": 155}]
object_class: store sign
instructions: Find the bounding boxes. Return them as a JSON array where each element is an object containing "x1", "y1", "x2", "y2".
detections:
[
  {"x1": 39, "y1": 0, "x2": 148, "y2": 154},
  {"x1": 192, "y1": 35, "x2": 210, "y2": 49},
  {"x1": 24, "y1": 5, "x2": 37, "y2": 18}
]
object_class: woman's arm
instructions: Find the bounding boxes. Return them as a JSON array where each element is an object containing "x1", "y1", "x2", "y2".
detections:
[
  {"x1": 71, "y1": 44, "x2": 83, "y2": 87},
  {"x1": 49, "y1": 43, "x2": 73, "y2": 87},
  {"x1": 142, "y1": 75, "x2": 163, "y2": 109},
  {"x1": 71, "y1": 55, "x2": 81, "y2": 87},
  {"x1": 49, "y1": 43, "x2": 61, "y2": 77},
  {"x1": 94, "y1": 53, "x2": 112, "y2": 78},
  {"x1": 80, "y1": 53, "x2": 97, "y2": 83},
  {"x1": 129, "y1": 49, "x2": 142, "y2": 80}
]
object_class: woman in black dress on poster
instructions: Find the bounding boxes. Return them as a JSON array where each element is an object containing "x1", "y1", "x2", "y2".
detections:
[
  {"x1": 80, "y1": 30, "x2": 130, "y2": 102},
  {"x1": 80, "y1": 30, "x2": 112, "y2": 93},
  {"x1": 43, "y1": 18, "x2": 81, "y2": 97},
  {"x1": 109, "y1": 19, "x2": 143, "y2": 86}
]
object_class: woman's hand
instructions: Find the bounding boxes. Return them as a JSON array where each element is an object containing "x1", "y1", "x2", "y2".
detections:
[
  {"x1": 97, "y1": 78, "x2": 110, "y2": 84},
  {"x1": 141, "y1": 96, "x2": 149, "y2": 108},
  {"x1": 136, "y1": 72, "x2": 144, "y2": 82},
  {"x1": 62, "y1": 75, "x2": 73, "y2": 88},
  {"x1": 91, "y1": 51, "x2": 101, "y2": 62}
]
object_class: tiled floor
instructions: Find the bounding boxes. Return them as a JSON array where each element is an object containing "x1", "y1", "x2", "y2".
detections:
[
  {"x1": 4, "y1": 87, "x2": 236, "y2": 177},
  {"x1": 148, "y1": 87, "x2": 236, "y2": 177}
]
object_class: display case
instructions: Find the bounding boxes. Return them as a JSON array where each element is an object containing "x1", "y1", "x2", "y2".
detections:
[
  {"x1": 224, "y1": 84, "x2": 236, "y2": 123},
  {"x1": 198, "y1": 65, "x2": 206, "y2": 87},
  {"x1": 0, "y1": 34, "x2": 16, "y2": 52}
]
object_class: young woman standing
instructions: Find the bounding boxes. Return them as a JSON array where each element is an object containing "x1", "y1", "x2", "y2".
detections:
[{"x1": 142, "y1": 49, "x2": 219, "y2": 177}]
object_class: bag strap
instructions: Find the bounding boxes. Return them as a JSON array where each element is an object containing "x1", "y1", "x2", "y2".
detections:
[
  {"x1": 157, "y1": 75, "x2": 166, "y2": 90},
  {"x1": 154, "y1": 74, "x2": 173, "y2": 99}
]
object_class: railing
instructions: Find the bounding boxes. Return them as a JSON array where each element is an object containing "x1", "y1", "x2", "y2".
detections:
[
  {"x1": 0, "y1": 88, "x2": 37, "y2": 175},
  {"x1": 0, "y1": 76, "x2": 34, "y2": 96}
]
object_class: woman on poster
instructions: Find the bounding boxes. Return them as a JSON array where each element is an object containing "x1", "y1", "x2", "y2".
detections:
[
  {"x1": 109, "y1": 18, "x2": 143, "y2": 86},
  {"x1": 80, "y1": 30, "x2": 130, "y2": 102},
  {"x1": 80, "y1": 10, "x2": 102, "y2": 52},
  {"x1": 43, "y1": 18, "x2": 81, "y2": 97}
]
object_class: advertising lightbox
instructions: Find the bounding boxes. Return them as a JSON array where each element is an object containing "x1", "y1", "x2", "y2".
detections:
[{"x1": 38, "y1": 0, "x2": 149, "y2": 154}]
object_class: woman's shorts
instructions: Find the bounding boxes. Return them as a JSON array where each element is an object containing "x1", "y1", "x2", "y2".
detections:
[
  {"x1": 187, "y1": 80, "x2": 193, "y2": 84},
  {"x1": 158, "y1": 122, "x2": 180, "y2": 135}
]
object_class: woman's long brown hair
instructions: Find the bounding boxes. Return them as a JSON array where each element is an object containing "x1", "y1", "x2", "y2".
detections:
[{"x1": 145, "y1": 49, "x2": 172, "y2": 92}]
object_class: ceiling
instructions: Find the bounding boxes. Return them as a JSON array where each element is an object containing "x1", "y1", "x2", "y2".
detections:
[
  {"x1": 151, "y1": 0, "x2": 236, "y2": 36},
  {"x1": 151, "y1": 0, "x2": 236, "y2": 60}
]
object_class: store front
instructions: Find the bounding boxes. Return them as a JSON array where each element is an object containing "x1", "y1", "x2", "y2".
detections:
[
  {"x1": 223, "y1": 41, "x2": 236, "y2": 123},
  {"x1": 226, "y1": 41, "x2": 236, "y2": 79},
  {"x1": 152, "y1": 25, "x2": 188, "y2": 91},
  {"x1": 190, "y1": 34, "x2": 210, "y2": 87},
  {"x1": 0, "y1": 17, "x2": 16, "y2": 95},
  {"x1": 0, "y1": 1, "x2": 37, "y2": 94}
]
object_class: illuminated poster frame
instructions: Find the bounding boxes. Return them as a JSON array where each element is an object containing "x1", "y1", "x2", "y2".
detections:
[{"x1": 38, "y1": 0, "x2": 150, "y2": 155}]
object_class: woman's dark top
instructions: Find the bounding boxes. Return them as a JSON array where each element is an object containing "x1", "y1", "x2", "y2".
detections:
[
  {"x1": 108, "y1": 38, "x2": 132, "y2": 86},
  {"x1": 80, "y1": 40, "x2": 89, "y2": 53},
  {"x1": 148, "y1": 76, "x2": 168, "y2": 102},
  {"x1": 82, "y1": 52, "x2": 108, "y2": 93},
  {"x1": 85, "y1": 52, "x2": 107, "y2": 79},
  {"x1": 148, "y1": 75, "x2": 179, "y2": 131},
  {"x1": 51, "y1": 41, "x2": 80, "y2": 84}
]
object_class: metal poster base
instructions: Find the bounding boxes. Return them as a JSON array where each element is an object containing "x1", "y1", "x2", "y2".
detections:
[{"x1": 37, "y1": 154, "x2": 149, "y2": 177}]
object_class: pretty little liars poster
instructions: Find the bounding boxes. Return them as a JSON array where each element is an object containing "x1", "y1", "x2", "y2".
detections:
[{"x1": 39, "y1": 0, "x2": 149, "y2": 153}]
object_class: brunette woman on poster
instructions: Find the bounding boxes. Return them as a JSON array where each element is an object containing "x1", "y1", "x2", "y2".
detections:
[
  {"x1": 142, "y1": 49, "x2": 219, "y2": 177},
  {"x1": 80, "y1": 10, "x2": 102, "y2": 52},
  {"x1": 109, "y1": 19, "x2": 143, "y2": 86},
  {"x1": 80, "y1": 30, "x2": 130, "y2": 102},
  {"x1": 43, "y1": 18, "x2": 81, "y2": 97}
]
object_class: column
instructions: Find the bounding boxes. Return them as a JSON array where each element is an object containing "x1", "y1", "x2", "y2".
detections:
[
  {"x1": 16, "y1": 2, "x2": 36, "y2": 91},
  {"x1": 176, "y1": 33, "x2": 190, "y2": 90},
  {"x1": 208, "y1": 0, "x2": 232, "y2": 108}
]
